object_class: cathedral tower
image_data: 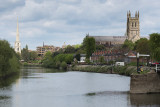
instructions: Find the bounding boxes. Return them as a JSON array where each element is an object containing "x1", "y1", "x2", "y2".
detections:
[
  {"x1": 14, "y1": 17, "x2": 21, "y2": 54},
  {"x1": 127, "y1": 11, "x2": 140, "y2": 42}
]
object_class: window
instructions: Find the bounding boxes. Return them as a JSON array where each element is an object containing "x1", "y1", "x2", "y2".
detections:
[
  {"x1": 135, "y1": 22, "x2": 136, "y2": 27},
  {"x1": 132, "y1": 22, "x2": 133, "y2": 27}
]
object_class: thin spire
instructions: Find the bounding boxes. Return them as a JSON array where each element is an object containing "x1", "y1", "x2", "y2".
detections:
[{"x1": 16, "y1": 16, "x2": 19, "y2": 41}]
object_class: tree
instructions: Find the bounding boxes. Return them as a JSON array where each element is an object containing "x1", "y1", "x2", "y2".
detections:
[
  {"x1": 99, "y1": 56, "x2": 105, "y2": 64},
  {"x1": 30, "y1": 51, "x2": 38, "y2": 61},
  {"x1": 75, "y1": 53, "x2": 80, "y2": 61},
  {"x1": 42, "y1": 51, "x2": 53, "y2": 67},
  {"x1": 0, "y1": 40, "x2": 20, "y2": 76},
  {"x1": 149, "y1": 33, "x2": 160, "y2": 61},
  {"x1": 96, "y1": 44, "x2": 106, "y2": 50},
  {"x1": 122, "y1": 39, "x2": 135, "y2": 52},
  {"x1": 21, "y1": 45, "x2": 30, "y2": 62},
  {"x1": 64, "y1": 45, "x2": 76, "y2": 53},
  {"x1": 83, "y1": 36, "x2": 96, "y2": 59},
  {"x1": 135, "y1": 38, "x2": 150, "y2": 54}
]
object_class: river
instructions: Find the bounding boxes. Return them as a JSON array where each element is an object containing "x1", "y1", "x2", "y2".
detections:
[{"x1": 0, "y1": 67, "x2": 160, "y2": 107}]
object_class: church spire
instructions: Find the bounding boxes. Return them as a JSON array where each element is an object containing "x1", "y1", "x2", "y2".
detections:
[
  {"x1": 16, "y1": 17, "x2": 20, "y2": 41},
  {"x1": 14, "y1": 16, "x2": 21, "y2": 54}
]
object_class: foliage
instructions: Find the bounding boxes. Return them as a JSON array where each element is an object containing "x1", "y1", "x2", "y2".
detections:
[
  {"x1": 149, "y1": 33, "x2": 160, "y2": 61},
  {"x1": 42, "y1": 53, "x2": 73, "y2": 69},
  {"x1": 72, "y1": 44, "x2": 82, "y2": 49},
  {"x1": 99, "y1": 56, "x2": 105, "y2": 64},
  {"x1": 122, "y1": 39, "x2": 135, "y2": 52},
  {"x1": 42, "y1": 51, "x2": 53, "y2": 68},
  {"x1": 30, "y1": 51, "x2": 38, "y2": 61},
  {"x1": 21, "y1": 45, "x2": 30, "y2": 62},
  {"x1": 85, "y1": 58, "x2": 91, "y2": 64},
  {"x1": 83, "y1": 35, "x2": 96, "y2": 58},
  {"x1": 0, "y1": 40, "x2": 20, "y2": 77},
  {"x1": 64, "y1": 45, "x2": 76, "y2": 53},
  {"x1": 60, "y1": 61, "x2": 67, "y2": 70},
  {"x1": 75, "y1": 53, "x2": 80, "y2": 61},
  {"x1": 135, "y1": 38, "x2": 150, "y2": 54},
  {"x1": 96, "y1": 44, "x2": 106, "y2": 50}
]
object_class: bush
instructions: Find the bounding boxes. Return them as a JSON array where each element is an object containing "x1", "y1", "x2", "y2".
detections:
[
  {"x1": 23, "y1": 62, "x2": 28, "y2": 66},
  {"x1": 60, "y1": 61, "x2": 67, "y2": 70}
]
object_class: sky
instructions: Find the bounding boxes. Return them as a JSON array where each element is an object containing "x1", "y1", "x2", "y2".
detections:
[{"x1": 0, "y1": 0, "x2": 160, "y2": 50}]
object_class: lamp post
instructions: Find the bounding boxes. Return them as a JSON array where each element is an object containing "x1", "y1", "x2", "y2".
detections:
[{"x1": 137, "y1": 52, "x2": 139, "y2": 73}]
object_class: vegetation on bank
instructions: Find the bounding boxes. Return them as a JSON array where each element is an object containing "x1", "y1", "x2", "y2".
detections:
[
  {"x1": 72, "y1": 65, "x2": 150, "y2": 76},
  {"x1": 0, "y1": 40, "x2": 20, "y2": 77},
  {"x1": 42, "y1": 52, "x2": 73, "y2": 70}
]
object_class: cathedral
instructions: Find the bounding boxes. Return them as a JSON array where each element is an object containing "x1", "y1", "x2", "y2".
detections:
[
  {"x1": 90, "y1": 11, "x2": 140, "y2": 46},
  {"x1": 14, "y1": 17, "x2": 21, "y2": 54}
]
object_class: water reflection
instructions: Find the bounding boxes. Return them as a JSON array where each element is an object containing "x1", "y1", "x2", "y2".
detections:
[
  {"x1": 130, "y1": 93, "x2": 160, "y2": 107},
  {"x1": 0, "y1": 73, "x2": 19, "y2": 88},
  {"x1": 0, "y1": 67, "x2": 160, "y2": 107}
]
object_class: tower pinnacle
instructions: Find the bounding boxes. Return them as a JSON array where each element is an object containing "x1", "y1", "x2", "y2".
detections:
[{"x1": 14, "y1": 17, "x2": 21, "y2": 54}]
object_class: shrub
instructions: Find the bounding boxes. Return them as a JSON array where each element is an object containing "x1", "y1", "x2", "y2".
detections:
[{"x1": 60, "y1": 61, "x2": 67, "y2": 70}]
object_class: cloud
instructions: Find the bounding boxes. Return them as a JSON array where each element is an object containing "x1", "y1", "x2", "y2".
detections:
[{"x1": 0, "y1": 0, "x2": 160, "y2": 50}]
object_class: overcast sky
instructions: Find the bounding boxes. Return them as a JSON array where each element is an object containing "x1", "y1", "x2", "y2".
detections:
[{"x1": 0, "y1": 0, "x2": 160, "y2": 50}]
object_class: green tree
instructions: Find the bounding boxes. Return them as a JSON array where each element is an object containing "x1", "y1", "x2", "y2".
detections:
[
  {"x1": 64, "y1": 45, "x2": 76, "y2": 53},
  {"x1": 30, "y1": 51, "x2": 38, "y2": 61},
  {"x1": 99, "y1": 56, "x2": 105, "y2": 64},
  {"x1": 21, "y1": 45, "x2": 30, "y2": 62},
  {"x1": 96, "y1": 44, "x2": 106, "y2": 50},
  {"x1": 75, "y1": 53, "x2": 80, "y2": 61},
  {"x1": 42, "y1": 51, "x2": 53, "y2": 67},
  {"x1": 149, "y1": 33, "x2": 160, "y2": 61},
  {"x1": 0, "y1": 40, "x2": 20, "y2": 76},
  {"x1": 122, "y1": 39, "x2": 135, "y2": 52},
  {"x1": 135, "y1": 38, "x2": 150, "y2": 54},
  {"x1": 83, "y1": 36, "x2": 96, "y2": 58},
  {"x1": 65, "y1": 54, "x2": 74, "y2": 64},
  {"x1": 60, "y1": 61, "x2": 67, "y2": 70}
]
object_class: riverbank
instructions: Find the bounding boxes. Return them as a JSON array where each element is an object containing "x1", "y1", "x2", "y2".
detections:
[
  {"x1": 71, "y1": 65, "x2": 150, "y2": 76},
  {"x1": 130, "y1": 70, "x2": 160, "y2": 93}
]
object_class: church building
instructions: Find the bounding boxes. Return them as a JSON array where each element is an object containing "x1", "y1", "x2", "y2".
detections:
[{"x1": 89, "y1": 11, "x2": 140, "y2": 46}]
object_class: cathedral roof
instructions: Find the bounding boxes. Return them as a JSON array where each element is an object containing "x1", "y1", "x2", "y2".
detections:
[{"x1": 89, "y1": 36, "x2": 126, "y2": 42}]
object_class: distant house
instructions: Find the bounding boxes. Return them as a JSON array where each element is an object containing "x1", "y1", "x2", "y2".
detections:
[
  {"x1": 124, "y1": 51, "x2": 137, "y2": 63},
  {"x1": 91, "y1": 50, "x2": 124, "y2": 63},
  {"x1": 36, "y1": 44, "x2": 60, "y2": 56},
  {"x1": 80, "y1": 54, "x2": 86, "y2": 63}
]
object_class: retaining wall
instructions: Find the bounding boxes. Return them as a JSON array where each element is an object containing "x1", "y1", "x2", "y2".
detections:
[{"x1": 130, "y1": 71, "x2": 160, "y2": 93}]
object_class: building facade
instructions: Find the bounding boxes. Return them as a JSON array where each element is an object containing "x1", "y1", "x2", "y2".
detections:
[
  {"x1": 126, "y1": 11, "x2": 140, "y2": 42},
  {"x1": 91, "y1": 50, "x2": 124, "y2": 63},
  {"x1": 14, "y1": 17, "x2": 21, "y2": 54},
  {"x1": 36, "y1": 45, "x2": 60, "y2": 56}
]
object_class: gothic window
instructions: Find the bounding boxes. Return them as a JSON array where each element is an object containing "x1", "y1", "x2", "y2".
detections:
[
  {"x1": 132, "y1": 22, "x2": 133, "y2": 27},
  {"x1": 135, "y1": 22, "x2": 136, "y2": 27}
]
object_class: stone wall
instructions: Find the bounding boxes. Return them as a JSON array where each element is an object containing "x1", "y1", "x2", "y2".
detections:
[{"x1": 130, "y1": 71, "x2": 160, "y2": 93}]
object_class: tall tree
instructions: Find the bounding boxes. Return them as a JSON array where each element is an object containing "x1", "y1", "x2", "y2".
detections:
[
  {"x1": 135, "y1": 38, "x2": 150, "y2": 54},
  {"x1": 83, "y1": 36, "x2": 96, "y2": 59},
  {"x1": 122, "y1": 39, "x2": 135, "y2": 53},
  {"x1": 149, "y1": 33, "x2": 160, "y2": 61},
  {"x1": 21, "y1": 45, "x2": 30, "y2": 62},
  {"x1": 30, "y1": 51, "x2": 38, "y2": 61}
]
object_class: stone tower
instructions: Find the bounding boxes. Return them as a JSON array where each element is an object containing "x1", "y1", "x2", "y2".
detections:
[
  {"x1": 14, "y1": 17, "x2": 21, "y2": 54},
  {"x1": 127, "y1": 11, "x2": 140, "y2": 42}
]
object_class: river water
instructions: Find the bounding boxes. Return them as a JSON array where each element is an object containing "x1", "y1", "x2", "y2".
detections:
[{"x1": 0, "y1": 67, "x2": 160, "y2": 107}]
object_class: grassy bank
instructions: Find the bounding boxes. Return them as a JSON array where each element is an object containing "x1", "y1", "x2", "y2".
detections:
[{"x1": 72, "y1": 65, "x2": 149, "y2": 76}]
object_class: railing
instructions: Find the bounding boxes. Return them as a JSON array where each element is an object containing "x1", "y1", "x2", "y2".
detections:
[{"x1": 155, "y1": 64, "x2": 160, "y2": 72}]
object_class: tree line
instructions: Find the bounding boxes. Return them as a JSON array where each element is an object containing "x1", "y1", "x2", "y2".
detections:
[
  {"x1": 0, "y1": 40, "x2": 20, "y2": 77},
  {"x1": 122, "y1": 33, "x2": 160, "y2": 61}
]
